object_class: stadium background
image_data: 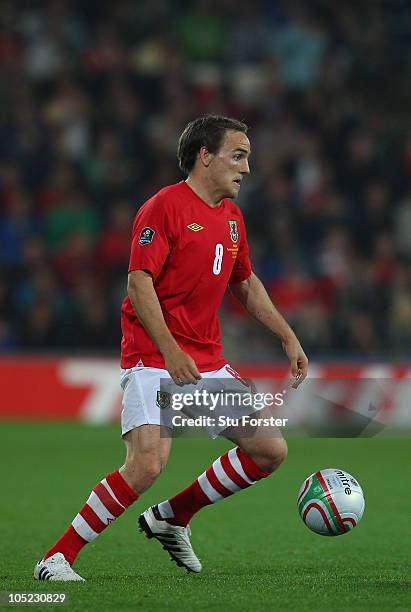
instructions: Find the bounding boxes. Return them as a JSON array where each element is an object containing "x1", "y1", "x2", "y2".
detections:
[{"x1": 0, "y1": 1, "x2": 410, "y2": 610}]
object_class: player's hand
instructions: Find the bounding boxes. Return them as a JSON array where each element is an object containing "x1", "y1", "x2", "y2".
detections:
[
  {"x1": 164, "y1": 348, "x2": 202, "y2": 386},
  {"x1": 281, "y1": 335, "x2": 308, "y2": 389}
]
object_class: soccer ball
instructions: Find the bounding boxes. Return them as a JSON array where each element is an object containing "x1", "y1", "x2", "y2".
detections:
[{"x1": 297, "y1": 468, "x2": 365, "y2": 536}]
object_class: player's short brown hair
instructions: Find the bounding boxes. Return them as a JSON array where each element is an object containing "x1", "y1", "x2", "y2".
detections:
[{"x1": 177, "y1": 114, "x2": 248, "y2": 175}]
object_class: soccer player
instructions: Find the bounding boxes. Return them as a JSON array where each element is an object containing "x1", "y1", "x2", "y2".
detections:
[{"x1": 34, "y1": 115, "x2": 308, "y2": 581}]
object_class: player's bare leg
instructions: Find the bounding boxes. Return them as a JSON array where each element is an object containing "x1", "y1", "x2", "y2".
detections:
[
  {"x1": 223, "y1": 406, "x2": 288, "y2": 475},
  {"x1": 34, "y1": 425, "x2": 170, "y2": 581},
  {"x1": 120, "y1": 425, "x2": 172, "y2": 493},
  {"x1": 141, "y1": 406, "x2": 287, "y2": 572}
]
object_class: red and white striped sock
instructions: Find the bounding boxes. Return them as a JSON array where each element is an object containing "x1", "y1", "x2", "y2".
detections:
[
  {"x1": 157, "y1": 447, "x2": 269, "y2": 526},
  {"x1": 44, "y1": 470, "x2": 138, "y2": 565}
]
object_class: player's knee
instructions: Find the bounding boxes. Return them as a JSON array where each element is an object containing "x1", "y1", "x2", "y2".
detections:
[
  {"x1": 257, "y1": 438, "x2": 288, "y2": 474},
  {"x1": 122, "y1": 457, "x2": 163, "y2": 493},
  {"x1": 274, "y1": 437, "x2": 288, "y2": 468},
  {"x1": 127, "y1": 467, "x2": 161, "y2": 493},
  {"x1": 140, "y1": 462, "x2": 163, "y2": 487}
]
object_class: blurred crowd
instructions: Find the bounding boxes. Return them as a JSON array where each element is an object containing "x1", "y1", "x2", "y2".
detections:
[{"x1": 1, "y1": 0, "x2": 411, "y2": 360}]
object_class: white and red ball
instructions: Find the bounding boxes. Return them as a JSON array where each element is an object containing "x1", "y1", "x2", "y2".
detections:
[{"x1": 297, "y1": 468, "x2": 365, "y2": 536}]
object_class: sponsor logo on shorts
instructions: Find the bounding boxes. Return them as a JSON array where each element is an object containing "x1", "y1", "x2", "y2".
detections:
[
  {"x1": 139, "y1": 227, "x2": 155, "y2": 245},
  {"x1": 156, "y1": 390, "x2": 171, "y2": 409}
]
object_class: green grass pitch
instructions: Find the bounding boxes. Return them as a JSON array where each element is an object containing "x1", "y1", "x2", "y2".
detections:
[{"x1": 1, "y1": 422, "x2": 410, "y2": 611}]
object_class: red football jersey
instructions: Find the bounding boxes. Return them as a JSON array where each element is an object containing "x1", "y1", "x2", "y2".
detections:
[{"x1": 120, "y1": 181, "x2": 252, "y2": 370}]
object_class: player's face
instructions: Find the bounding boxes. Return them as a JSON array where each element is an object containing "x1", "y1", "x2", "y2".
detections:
[{"x1": 208, "y1": 130, "x2": 251, "y2": 199}]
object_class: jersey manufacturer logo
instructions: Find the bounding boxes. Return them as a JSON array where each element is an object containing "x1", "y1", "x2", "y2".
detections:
[
  {"x1": 156, "y1": 390, "x2": 171, "y2": 409},
  {"x1": 139, "y1": 227, "x2": 155, "y2": 245},
  {"x1": 228, "y1": 220, "x2": 238, "y2": 242},
  {"x1": 187, "y1": 223, "x2": 204, "y2": 232}
]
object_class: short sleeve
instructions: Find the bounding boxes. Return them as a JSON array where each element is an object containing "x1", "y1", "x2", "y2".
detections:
[
  {"x1": 228, "y1": 212, "x2": 252, "y2": 285},
  {"x1": 128, "y1": 198, "x2": 172, "y2": 280}
]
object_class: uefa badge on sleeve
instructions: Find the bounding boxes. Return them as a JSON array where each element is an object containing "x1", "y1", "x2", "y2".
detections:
[{"x1": 139, "y1": 227, "x2": 155, "y2": 245}]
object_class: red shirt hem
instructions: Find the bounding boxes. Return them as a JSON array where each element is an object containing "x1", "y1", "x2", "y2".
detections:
[{"x1": 120, "y1": 355, "x2": 227, "y2": 373}]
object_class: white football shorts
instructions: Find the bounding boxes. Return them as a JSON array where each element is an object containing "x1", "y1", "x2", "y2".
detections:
[{"x1": 120, "y1": 363, "x2": 257, "y2": 438}]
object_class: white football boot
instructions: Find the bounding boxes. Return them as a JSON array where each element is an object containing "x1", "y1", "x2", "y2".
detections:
[
  {"x1": 138, "y1": 505, "x2": 202, "y2": 573},
  {"x1": 34, "y1": 553, "x2": 85, "y2": 581}
]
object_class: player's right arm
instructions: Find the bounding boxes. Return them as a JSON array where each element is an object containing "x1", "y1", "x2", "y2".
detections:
[
  {"x1": 127, "y1": 270, "x2": 201, "y2": 385},
  {"x1": 127, "y1": 196, "x2": 201, "y2": 385}
]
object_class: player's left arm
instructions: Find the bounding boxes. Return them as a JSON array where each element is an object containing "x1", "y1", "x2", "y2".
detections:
[{"x1": 229, "y1": 271, "x2": 308, "y2": 388}]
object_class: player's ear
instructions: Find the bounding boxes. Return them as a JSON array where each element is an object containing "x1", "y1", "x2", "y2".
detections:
[{"x1": 198, "y1": 146, "x2": 213, "y2": 167}]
